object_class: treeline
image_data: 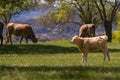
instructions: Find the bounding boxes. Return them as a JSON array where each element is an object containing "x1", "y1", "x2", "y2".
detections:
[{"x1": 0, "y1": 0, "x2": 120, "y2": 42}]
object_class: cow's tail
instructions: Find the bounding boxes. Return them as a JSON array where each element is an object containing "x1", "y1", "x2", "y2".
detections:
[{"x1": 99, "y1": 35, "x2": 108, "y2": 40}]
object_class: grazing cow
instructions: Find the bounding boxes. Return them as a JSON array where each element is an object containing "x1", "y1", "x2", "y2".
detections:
[
  {"x1": 0, "y1": 22, "x2": 4, "y2": 45},
  {"x1": 6, "y1": 23, "x2": 38, "y2": 44},
  {"x1": 70, "y1": 35, "x2": 110, "y2": 62},
  {"x1": 79, "y1": 24, "x2": 95, "y2": 37}
]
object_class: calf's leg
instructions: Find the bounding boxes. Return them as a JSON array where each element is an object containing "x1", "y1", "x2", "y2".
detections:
[
  {"x1": 85, "y1": 52, "x2": 88, "y2": 62},
  {"x1": 101, "y1": 47, "x2": 108, "y2": 61},
  {"x1": 82, "y1": 53, "x2": 88, "y2": 62},
  {"x1": 107, "y1": 50, "x2": 110, "y2": 61},
  {"x1": 82, "y1": 53, "x2": 85, "y2": 62}
]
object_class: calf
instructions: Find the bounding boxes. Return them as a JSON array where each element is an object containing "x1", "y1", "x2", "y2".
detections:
[
  {"x1": 71, "y1": 35, "x2": 110, "y2": 62},
  {"x1": 0, "y1": 22, "x2": 4, "y2": 45},
  {"x1": 6, "y1": 23, "x2": 38, "y2": 44}
]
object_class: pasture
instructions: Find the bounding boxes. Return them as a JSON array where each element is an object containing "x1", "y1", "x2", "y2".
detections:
[{"x1": 0, "y1": 39, "x2": 120, "y2": 80}]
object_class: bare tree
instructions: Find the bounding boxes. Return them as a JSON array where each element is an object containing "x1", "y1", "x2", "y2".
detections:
[{"x1": 95, "y1": 0, "x2": 120, "y2": 42}]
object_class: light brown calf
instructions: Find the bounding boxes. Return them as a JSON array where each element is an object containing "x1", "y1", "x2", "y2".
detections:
[{"x1": 71, "y1": 35, "x2": 110, "y2": 62}]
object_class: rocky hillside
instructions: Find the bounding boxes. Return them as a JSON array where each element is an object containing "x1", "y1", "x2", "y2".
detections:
[{"x1": 9, "y1": 7, "x2": 117, "y2": 42}]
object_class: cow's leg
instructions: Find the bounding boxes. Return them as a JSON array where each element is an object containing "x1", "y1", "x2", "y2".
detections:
[
  {"x1": 0, "y1": 35, "x2": 3, "y2": 45},
  {"x1": 6, "y1": 34, "x2": 10, "y2": 44},
  {"x1": 25, "y1": 38, "x2": 28, "y2": 43},
  {"x1": 107, "y1": 50, "x2": 110, "y2": 61},
  {"x1": 20, "y1": 36, "x2": 23, "y2": 44},
  {"x1": 9, "y1": 35, "x2": 12, "y2": 44}
]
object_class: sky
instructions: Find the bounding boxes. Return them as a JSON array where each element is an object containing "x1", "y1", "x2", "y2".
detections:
[{"x1": 41, "y1": 0, "x2": 46, "y2": 4}]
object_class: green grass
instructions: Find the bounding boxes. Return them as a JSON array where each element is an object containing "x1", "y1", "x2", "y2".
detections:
[{"x1": 0, "y1": 39, "x2": 120, "y2": 80}]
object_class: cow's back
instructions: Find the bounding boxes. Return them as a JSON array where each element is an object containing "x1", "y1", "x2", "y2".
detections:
[
  {"x1": 80, "y1": 25, "x2": 88, "y2": 33},
  {"x1": 79, "y1": 25, "x2": 88, "y2": 37},
  {"x1": 7, "y1": 23, "x2": 15, "y2": 35},
  {"x1": 7, "y1": 23, "x2": 29, "y2": 36},
  {"x1": 79, "y1": 24, "x2": 95, "y2": 37}
]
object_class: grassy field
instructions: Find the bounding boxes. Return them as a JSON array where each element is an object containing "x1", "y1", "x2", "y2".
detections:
[{"x1": 0, "y1": 39, "x2": 120, "y2": 80}]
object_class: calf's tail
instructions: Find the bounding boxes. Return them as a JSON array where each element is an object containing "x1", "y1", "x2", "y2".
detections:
[{"x1": 99, "y1": 35, "x2": 108, "y2": 40}]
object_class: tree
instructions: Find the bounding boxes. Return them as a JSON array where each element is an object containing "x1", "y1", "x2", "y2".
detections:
[
  {"x1": 95, "y1": 0, "x2": 120, "y2": 42},
  {"x1": 72, "y1": 0, "x2": 100, "y2": 24},
  {"x1": 34, "y1": 2, "x2": 80, "y2": 33},
  {"x1": 0, "y1": 0, "x2": 38, "y2": 24},
  {"x1": 36, "y1": 0, "x2": 120, "y2": 42},
  {"x1": 35, "y1": 0, "x2": 99, "y2": 32}
]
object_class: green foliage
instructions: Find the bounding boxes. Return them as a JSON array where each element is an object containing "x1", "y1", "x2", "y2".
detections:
[
  {"x1": 0, "y1": 0, "x2": 38, "y2": 24},
  {"x1": 55, "y1": 4, "x2": 74, "y2": 24},
  {"x1": 35, "y1": 0, "x2": 102, "y2": 30},
  {"x1": 113, "y1": 12, "x2": 120, "y2": 42},
  {"x1": 112, "y1": 31, "x2": 120, "y2": 42},
  {"x1": 34, "y1": 2, "x2": 76, "y2": 29},
  {"x1": 72, "y1": 0, "x2": 99, "y2": 24}
]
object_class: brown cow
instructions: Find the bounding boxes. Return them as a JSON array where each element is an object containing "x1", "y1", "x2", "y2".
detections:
[
  {"x1": 0, "y1": 22, "x2": 4, "y2": 45},
  {"x1": 71, "y1": 35, "x2": 110, "y2": 62},
  {"x1": 79, "y1": 24, "x2": 95, "y2": 37},
  {"x1": 6, "y1": 23, "x2": 38, "y2": 44}
]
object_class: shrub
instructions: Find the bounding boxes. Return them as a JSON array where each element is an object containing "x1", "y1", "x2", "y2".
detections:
[{"x1": 112, "y1": 30, "x2": 120, "y2": 42}]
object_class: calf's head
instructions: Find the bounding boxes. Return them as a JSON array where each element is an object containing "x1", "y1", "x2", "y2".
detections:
[{"x1": 70, "y1": 35, "x2": 80, "y2": 45}]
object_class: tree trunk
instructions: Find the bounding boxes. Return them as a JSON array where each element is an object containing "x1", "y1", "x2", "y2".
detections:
[{"x1": 104, "y1": 20, "x2": 112, "y2": 42}]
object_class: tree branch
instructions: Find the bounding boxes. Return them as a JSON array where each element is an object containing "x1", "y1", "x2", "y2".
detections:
[
  {"x1": 94, "y1": 1, "x2": 104, "y2": 21},
  {"x1": 111, "y1": 2, "x2": 120, "y2": 21}
]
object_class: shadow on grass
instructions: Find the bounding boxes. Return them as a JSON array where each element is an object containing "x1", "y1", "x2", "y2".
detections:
[
  {"x1": 0, "y1": 44, "x2": 120, "y2": 54},
  {"x1": 0, "y1": 65, "x2": 120, "y2": 79},
  {"x1": 108, "y1": 48, "x2": 120, "y2": 53},
  {"x1": 0, "y1": 44, "x2": 79, "y2": 54},
  {"x1": 90, "y1": 48, "x2": 120, "y2": 53}
]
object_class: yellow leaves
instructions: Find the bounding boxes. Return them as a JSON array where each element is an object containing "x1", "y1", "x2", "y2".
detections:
[
  {"x1": 118, "y1": 21, "x2": 120, "y2": 29},
  {"x1": 113, "y1": 12, "x2": 120, "y2": 42},
  {"x1": 117, "y1": 12, "x2": 120, "y2": 30},
  {"x1": 55, "y1": 9, "x2": 67, "y2": 22},
  {"x1": 54, "y1": 3, "x2": 72, "y2": 23},
  {"x1": 113, "y1": 31, "x2": 120, "y2": 42}
]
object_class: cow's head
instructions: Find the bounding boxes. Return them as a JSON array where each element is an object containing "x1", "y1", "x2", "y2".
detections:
[{"x1": 32, "y1": 36, "x2": 38, "y2": 43}]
